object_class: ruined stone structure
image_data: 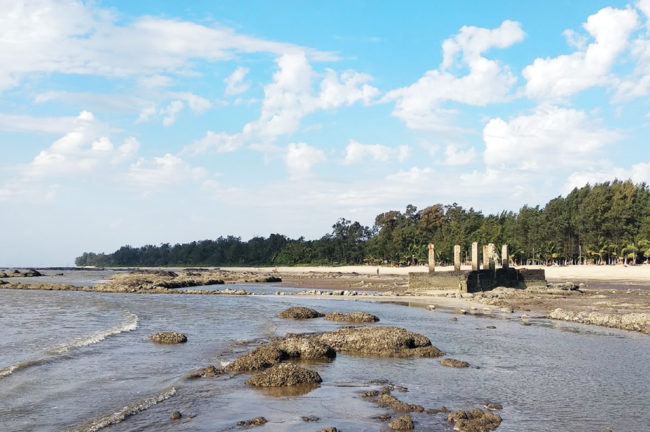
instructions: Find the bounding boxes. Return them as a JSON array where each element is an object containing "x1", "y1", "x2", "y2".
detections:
[{"x1": 409, "y1": 242, "x2": 546, "y2": 293}]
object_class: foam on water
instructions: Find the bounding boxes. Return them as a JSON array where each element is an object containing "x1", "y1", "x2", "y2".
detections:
[
  {"x1": 65, "y1": 386, "x2": 177, "y2": 432},
  {"x1": 0, "y1": 310, "x2": 138, "y2": 379}
]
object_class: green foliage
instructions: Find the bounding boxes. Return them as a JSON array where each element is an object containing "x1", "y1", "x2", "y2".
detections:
[{"x1": 75, "y1": 180, "x2": 650, "y2": 267}]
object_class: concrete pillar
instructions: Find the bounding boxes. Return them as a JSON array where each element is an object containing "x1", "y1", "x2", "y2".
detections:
[
  {"x1": 428, "y1": 243, "x2": 435, "y2": 273},
  {"x1": 471, "y1": 242, "x2": 479, "y2": 271},
  {"x1": 453, "y1": 245, "x2": 461, "y2": 271},
  {"x1": 501, "y1": 244, "x2": 509, "y2": 269},
  {"x1": 488, "y1": 243, "x2": 496, "y2": 272},
  {"x1": 482, "y1": 245, "x2": 489, "y2": 270}
]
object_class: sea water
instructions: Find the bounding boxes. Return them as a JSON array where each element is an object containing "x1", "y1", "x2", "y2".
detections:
[{"x1": 1, "y1": 271, "x2": 648, "y2": 431}]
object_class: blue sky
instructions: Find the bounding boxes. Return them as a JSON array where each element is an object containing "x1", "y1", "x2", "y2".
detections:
[{"x1": 2, "y1": 0, "x2": 650, "y2": 266}]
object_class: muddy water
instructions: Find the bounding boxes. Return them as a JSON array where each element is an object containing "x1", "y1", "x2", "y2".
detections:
[{"x1": 1, "y1": 273, "x2": 648, "y2": 431}]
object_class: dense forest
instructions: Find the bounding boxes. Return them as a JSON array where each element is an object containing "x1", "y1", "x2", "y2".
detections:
[{"x1": 76, "y1": 180, "x2": 650, "y2": 267}]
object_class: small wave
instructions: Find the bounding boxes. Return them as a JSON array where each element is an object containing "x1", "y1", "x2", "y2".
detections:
[
  {"x1": 0, "y1": 311, "x2": 138, "y2": 379},
  {"x1": 66, "y1": 386, "x2": 177, "y2": 432},
  {"x1": 47, "y1": 311, "x2": 139, "y2": 355}
]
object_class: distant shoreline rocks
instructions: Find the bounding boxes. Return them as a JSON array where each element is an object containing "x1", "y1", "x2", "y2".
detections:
[{"x1": 149, "y1": 332, "x2": 187, "y2": 344}]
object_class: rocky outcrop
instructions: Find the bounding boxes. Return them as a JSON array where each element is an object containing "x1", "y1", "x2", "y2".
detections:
[
  {"x1": 548, "y1": 308, "x2": 650, "y2": 334},
  {"x1": 447, "y1": 408, "x2": 502, "y2": 432},
  {"x1": 389, "y1": 415, "x2": 414, "y2": 430},
  {"x1": 149, "y1": 332, "x2": 187, "y2": 344},
  {"x1": 316, "y1": 327, "x2": 444, "y2": 358},
  {"x1": 226, "y1": 346, "x2": 287, "y2": 372},
  {"x1": 237, "y1": 416, "x2": 267, "y2": 427},
  {"x1": 275, "y1": 335, "x2": 336, "y2": 360},
  {"x1": 440, "y1": 358, "x2": 470, "y2": 368},
  {"x1": 246, "y1": 363, "x2": 322, "y2": 387},
  {"x1": 324, "y1": 312, "x2": 380, "y2": 323},
  {"x1": 376, "y1": 394, "x2": 424, "y2": 413},
  {"x1": 0, "y1": 269, "x2": 43, "y2": 278},
  {"x1": 278, "y1": 307, "x2": 324, "y2": 319},
  {"x1": 185, "y1": 365, "x2": 225, "y2": 379}
]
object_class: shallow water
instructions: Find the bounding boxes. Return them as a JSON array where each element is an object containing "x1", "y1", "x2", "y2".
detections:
[{"x1": 1, "y1": 274, "x2": 648, "y2": 431}]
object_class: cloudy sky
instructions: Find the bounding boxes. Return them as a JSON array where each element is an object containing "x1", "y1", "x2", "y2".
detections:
[{"x1": 2, "y1": 0, "x2": 650, "y2": 266}]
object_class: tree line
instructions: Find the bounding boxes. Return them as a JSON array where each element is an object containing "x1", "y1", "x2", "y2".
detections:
[{"x1": 75, "y1": 180, "x2": 650, "y2": 267}]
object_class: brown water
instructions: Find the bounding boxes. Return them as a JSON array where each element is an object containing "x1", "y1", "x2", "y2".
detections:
[{"x1": 1, "y1": 271, "x2": 648, "y2": 431}]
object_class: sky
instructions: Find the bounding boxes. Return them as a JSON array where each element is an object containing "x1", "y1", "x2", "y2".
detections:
[{"x1": 2, "y1": 0, "x2": 650, "y2": 266}]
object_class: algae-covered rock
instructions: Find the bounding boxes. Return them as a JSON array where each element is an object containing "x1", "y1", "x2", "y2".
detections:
[
  {"x1": 389, "y1": 415, "x2": 414, "y2": 430},
  {"x1": 275, "y1": 335, "x2": 336, "y2": 360},
  {"x1": 325, "y1": 312, "x2": 380, "y2": 323},
  {"x1": 447, "y1": 408, "x2": 502, "y2": 432},
  {"x1": 376, "y1": 394, "x2": 424, "y2": 413},
  {"x1": 226, "y1": 346, "x2": 286, "y2": 372},
  {"x1": 237, "y1": 416, "x2": 267, "y2": 427},
  {"x1": 149, "y1": 332, "x2": 187, "y2": 344},
  {"x1": 246, "y1": 363, "x2": 322, "y2": 387},
  {"x1": 185, "y1": 365, "x2": 225, "y2": 379},
  {"x1": 278, "y1": 307, "x2": 324, "y2": 319},
  {"x1": 440, "y1": 358, "x2": 470, "y2": 368},
  {"x1": 316, "y1": 326, "x2": 444, "y2": 358}
]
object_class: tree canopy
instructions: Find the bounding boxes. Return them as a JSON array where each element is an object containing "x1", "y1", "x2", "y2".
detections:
[{"x1": 76, "y1": 180, "x2": 650, "y2": 267}]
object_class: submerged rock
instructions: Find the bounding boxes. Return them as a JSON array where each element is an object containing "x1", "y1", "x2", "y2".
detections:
[
  {"x1": 389, "y1": 415, "x2": 414, "y2": 430},
  {"x1": 278, "y1": 307, "x2": 325, "y2": 320},
  {"x1": 246, "y1": 363, "x2": 322, "y2": 387},
  {"x1": 447, "y1": 408, "x2": 502, "y2": 432},
  {"x1": 440, "y1": 358, "x2": 470, "y2": 368},
  {"x1": 316, "y1": 326, "x2": 444, "y2": 358},
  {"x1": 149, "y1": 332, "x2": 187, "y2": 344},
  {"x1": 170, "y1": 411, "x2": 182, "y2": 420},
  {"x1": 301, "y1": 415, "x2": 320, "y2": 422},
  {"x1": 325, "y1": 312, "x2": 380, "y2": 323},
  {"x1": 237, "y1": 416, "x2": 267, "y2": 427}
]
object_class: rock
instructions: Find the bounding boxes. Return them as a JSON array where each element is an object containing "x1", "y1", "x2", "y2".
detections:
[
  {"x1": 447, "y1": 408, "x2": 502, "y2": 432},
  {"x1": 278, "y1": 307, "x2": 324, "y2": 320},
  {"x1": 275, "y1": 335, "x2": 336, "y2": 360},
  {"x1": 149, "y1": 332, "x2": 187, "y2": 344},
  {"x1": 324, "y1": 312, "x2": 380, "y2": 323},
  {"x1": 316, "y1": 326, "x2": 444, "y2": 358},
  {"x1": 246, "y1": 363, "x2": 322, "y2": 387},
  {"x1": 547, "y1": 281, "x2": 579, "y2": 291},
  {"x1": 321, "y1": 428, "x2": 338, "y2": 432},
  {"x1": 456, "y1": 309, "x2": 467, "y2": 315},
  {"x1": 376, "y1": 413, "x2": 392, "y2": 422},
  {"x1": 185, "y1": 365, "x2": 225, "y2": 379},
  {"x1": 301, "y1": 415, "x2": 319, "y2": 422},
  {"x1": 22, "y1": 269, "x2": 43, "y2": 277},
  {"x1": 361, "y1": 390, "x2": 379, "y2": 398},
  {"x1": 440, "y1": 358, "x2": 470, "y2": 368},
  {"x1": 227, "y1": 346, "x2": 286, "y2": 372},
  {"x1": 450, "y1": 317, "x2": 458, "y2": 322},
  {"x1": 170, "y1": 411, "x2": 182, "y2": 420},
  {"x1": 486, "y1": 326, "x2": 496, "y2": 329},
  {"x1": 548, "y1": 308, "x2": 650, "y2": 334},
  {"x1": 426, "y1": 304, "x2": 436, "y2": 310},
  {"x1": 237, "y1": 416, "x2": 267, "y2": 427},
  {"x1": 265, "y1": 276, "x2": 282, "y2": 283},
  {"x1": 500, "y1": 307, "x2": 513, "y2": 314},
  {"x1": 426, "y1": 406, "x2": 450, "y2": 414},
  {"x1": 376, "y1": 394, "x2": 424, "y2": 413},
  {"x1": 389, "y1": 415, "x2": 414, "y2": 430}
]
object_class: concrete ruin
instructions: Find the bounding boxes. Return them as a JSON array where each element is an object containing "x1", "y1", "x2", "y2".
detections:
[{"x1": 409, "y1": 242, "x2": 546, "y2": 293}]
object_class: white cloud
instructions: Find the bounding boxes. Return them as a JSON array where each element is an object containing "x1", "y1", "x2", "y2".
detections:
[
  {"x1": 444, "y1": 145, "x2": 477, "y2": 166},
  {"x1": 613, "y1": 2, "x2": 650, "y2": 101},
  {"x1": 171, "y1": 92, "x2": 212, "y2": 114},
  {"x1": 285, "y1": 142, "x2": 325, "y2": 179},
  {"x1": 138, "y1": 74, "x2": 173, "y2": 89},
  {"x1": 0, "y1": 113, "x2": 80, "y2": 134},
  {"x1": 387, "y1": 167, "x2": 433, "y2": 184},
  {"x1": 383, "y1": 20, "x2": 525, "y2": 131},
  {"x1": 524, "y1": 6, "x2": 639, "y2": 101},
  {"x1": 224, "y1": 66, "x2": 251, "y2": 96},
  {"x1": 0, "y1": 0, "x2": 335, "y2": 93},
  {"x1": 564, "y1": 162, "x2": 650, "y2": 193},
  {"x1": 483, "y1": 106, "x2": 621, "y2": 173},
  {"x1": 342, "y1": 140, "x2": 407, "y2": 165},
  {"x1": 160, "y1": 100, "x2": 184, "y2": 126},
  {"x1": 22, "y1": 111, "x2": 140, "y2": 178},
  {"x1": 128, "y1": 154, "x2": 207, "y2": 188},
  {"x1": 185, "y1": 52, "x2": 378, "y2": 154}
]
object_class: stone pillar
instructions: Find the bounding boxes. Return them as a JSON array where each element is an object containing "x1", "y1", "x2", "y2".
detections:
[
  {"x1": 488, "y1": 243, "x2": 496, "y2": 272},
  {"x1": 501, "y1": 244, "x2": 509, "y2": 269},
  {"x1": 482, "y1": 245, "x2": 489, "y2": 270},
  {"x1": 428, "y1": 243, "x2": 435, "y2": 273},
  {"x1": 471, "y1": 242, "x2": 479, "y2": 271},
  {"x1": 453, "y1": 245, "x2": 461, "y2": 271}
]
